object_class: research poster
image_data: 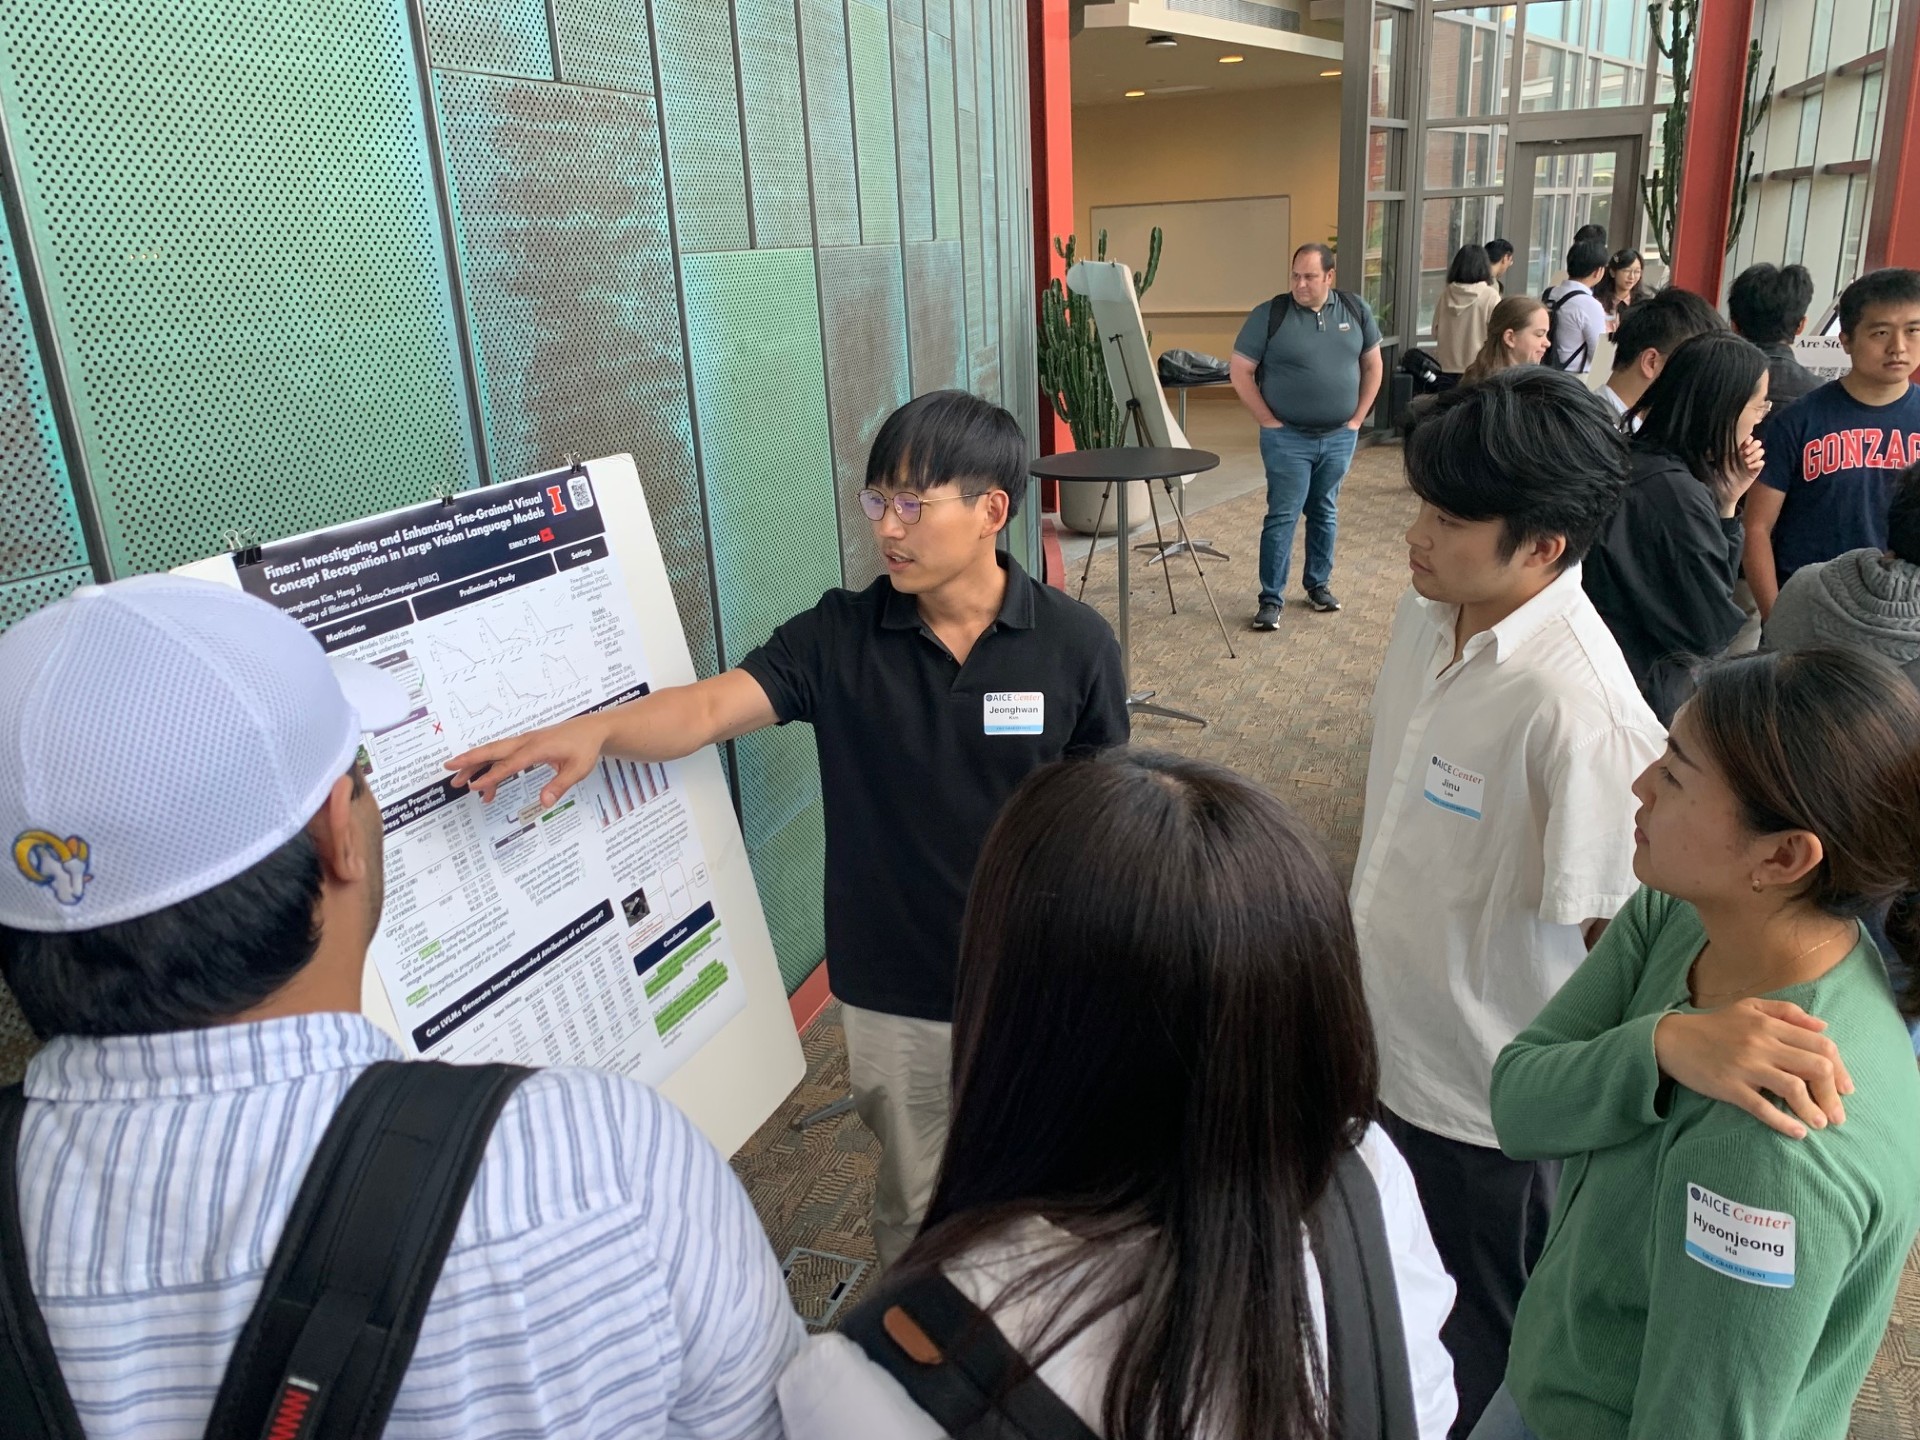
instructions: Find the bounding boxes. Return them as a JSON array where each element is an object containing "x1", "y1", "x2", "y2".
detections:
[{"x1": 203, "y1": 467, "x2": 751, "y2": 1089}]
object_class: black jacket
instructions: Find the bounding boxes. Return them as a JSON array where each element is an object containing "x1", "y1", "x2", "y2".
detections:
[{"x1": 1583, "y1": 443, "x2": 1746, "y2": 722}]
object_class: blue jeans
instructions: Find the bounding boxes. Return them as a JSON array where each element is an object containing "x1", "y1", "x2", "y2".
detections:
[
  {"x1": 1467, "y1": 1386, "x2": 1543, "y2": 1440},
  {"x1": 1257, "y1": 423, "x2": 1356, "y2": 606}
]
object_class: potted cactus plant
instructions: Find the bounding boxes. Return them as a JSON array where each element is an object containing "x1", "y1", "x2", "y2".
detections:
[{"x1": 1038, "y1": 228, "x2": 1163, "y2": 535}]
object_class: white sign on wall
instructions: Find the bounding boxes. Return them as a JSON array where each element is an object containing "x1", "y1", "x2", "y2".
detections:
[{"x1": 1792, "y1": 335, "x2": 1850, "y2": 383}]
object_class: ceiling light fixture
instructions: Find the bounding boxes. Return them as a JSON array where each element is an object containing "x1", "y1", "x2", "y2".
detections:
[
  {"x1": 1145, "y1": 33, "x2": 1177, "y2": 47},
  {"x1": 1124, "y1": 89, "x2": 1147, "y2": 97},
  {"x1": 1218, "y1": 54, "x2": 1245, "y2": 63},
  {"x1": 1321, "y1": 69, "x2": 1343, "y2": 77}
]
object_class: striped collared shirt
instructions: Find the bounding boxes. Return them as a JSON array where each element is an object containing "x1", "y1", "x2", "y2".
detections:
[{"x1": 14, "y1": 1012, "x2": 802, "y2": 1438}]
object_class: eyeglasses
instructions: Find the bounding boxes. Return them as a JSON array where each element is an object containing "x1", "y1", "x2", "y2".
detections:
[{"x1": 857, "y1": 488, "x2": 984, "y2": 524}]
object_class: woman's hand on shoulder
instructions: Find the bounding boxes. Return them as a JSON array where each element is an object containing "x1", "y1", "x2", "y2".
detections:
[{"x1": 1653, "y1": 999, "x2": 1853, "y2": 1139}]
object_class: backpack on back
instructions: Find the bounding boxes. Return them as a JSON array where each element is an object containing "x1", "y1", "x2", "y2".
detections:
[
  {"x1": 1541, "y1": 286, "x2": 1591, "y2": 371},
  {"x1": 0, "y1": 1059, "x2": 531, "y2": 1440},
  {"x1": 842, "y1": 1144, "x2": 1419, "y2": 1440}
]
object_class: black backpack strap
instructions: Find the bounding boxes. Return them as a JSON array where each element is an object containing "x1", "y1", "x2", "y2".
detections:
[
  {"x1": 204, "y1": 1059, "x2": 531, "y2": 1440},
  {"x1": 1543, "y1": 289, "x2": 1589, "y2": 370},
  {"x1": 1254, "y1": 291, "x2": 1290, "y2": 390},
  {"x1": 1307, "y1": 1145, "x2": 1419, "y2": 1440},
  {"x1": 841, "y1": 1271, "x2": 1101, "y2": 1440},
  {"x1": 0, "y1": 1084, "x2": 88, "y2": 1440}
]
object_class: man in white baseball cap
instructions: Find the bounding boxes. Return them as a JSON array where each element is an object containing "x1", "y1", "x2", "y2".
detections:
[{"x1": 0, "y1": 575, "x2": 799, "y2": 1438}]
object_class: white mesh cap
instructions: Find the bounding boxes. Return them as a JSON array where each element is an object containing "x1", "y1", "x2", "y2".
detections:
[{"x1": 0, "y1": 574, "x2": 408, "y2": 932}]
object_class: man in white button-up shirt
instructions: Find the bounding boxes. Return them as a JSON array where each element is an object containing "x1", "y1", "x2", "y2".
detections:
[{"x1": 1353, "y1": 369, "x2": 1664, "y2": 1438}]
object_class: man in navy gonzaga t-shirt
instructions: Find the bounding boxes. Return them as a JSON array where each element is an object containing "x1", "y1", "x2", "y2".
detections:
[{"x1": 1746, "y1": 267, "x2": 1920, "y2": 619}]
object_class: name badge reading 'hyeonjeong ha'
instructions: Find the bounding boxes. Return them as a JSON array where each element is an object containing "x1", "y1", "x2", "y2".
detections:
[{"x1": 984, "y1": 692, "x2": 1045, "y2": 735}]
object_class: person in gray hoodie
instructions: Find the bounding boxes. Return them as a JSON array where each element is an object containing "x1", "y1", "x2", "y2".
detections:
[{"x1": 1765, "y1": 459, "x2": 1920, "y2": 686}]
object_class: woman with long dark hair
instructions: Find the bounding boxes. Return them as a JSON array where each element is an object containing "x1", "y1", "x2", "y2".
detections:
[
  {"x1": 1583, "y1": 329, "x2": 1772, "y2": 720},
  {"x1": 1433, "y1": 244, "x2": 1501, "y2": 381},
  {"x1": 1460, "y1": 296, "x2": 1551, "y2": 385},
  {"x1": 1598, "y1": 248, "x2": 1648, "y2": 321},
  {"x1": 1474, "y1": 649, "x2": 1920, "y2": 1440},
  {"x1": 779, "y1": 749, "x2": 1457, "y2": 1439}
]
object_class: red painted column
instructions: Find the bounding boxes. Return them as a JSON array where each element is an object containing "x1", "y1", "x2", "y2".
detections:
[
  {"x1": 1029, "y1": 0, "x2": 1074, "y2": 480},
  {"x1": 1669, "y1": 0, "x2": 1756, "y2": 299},
  {"x1": 1865, "y1": 0, "x2": 1920, "y2": 269}
]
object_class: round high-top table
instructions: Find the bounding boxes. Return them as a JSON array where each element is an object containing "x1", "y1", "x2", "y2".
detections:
[{"x1": 1030, "y1": 446, "x2": 1229, "y2": 726}]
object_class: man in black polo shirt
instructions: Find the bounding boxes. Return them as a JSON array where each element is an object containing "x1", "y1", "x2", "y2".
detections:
[{"x1": 449, "y1": 390, "x2": 1128, "y2": 1265}]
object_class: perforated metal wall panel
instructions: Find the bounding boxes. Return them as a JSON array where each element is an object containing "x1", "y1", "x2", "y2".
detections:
[
  {"x1": 654, "y1": 0, "x2": 751, "y2": 251},
  {"x1": 683, "y1": 248, "x2": 837, "y2": 988},
  {"x1": 905, "y1": 240, "x2": 967, "y2": 395},
  {"x1": 434, "y1": 72, "x2": 718, "y2": 678},
  {"x1": 0, "y1": 566, "x2": 88, "y2": 631},
  {"x1": 0, "y1": 0, "x2": 478, "y2": 577},
  {"x1": 682, "y1": 248, "x2": 839, "y2": 659},
  {"x1": 738, "y1": 716, "x2": 826, "y2": 995},
  {"x1": 552, "y1": 0, "x2": 654, "y2": 94},
  {"x1": 971, "y1": 0, "x2": 1003, "y2": 397},
  {"x1": 737, "y1": 0, "x2": 814, "y2": 249},
  {"x1": 0, "y1": 229, "x2": 84, "y2": 592},
  {"x1": 819, "y1": 245, "x2": 909, "y2": 585},
  {"x1": 734, "y1": 720, "x2": 819, "y2": 852},
  {"x1": 926, "y1": 0, "x2": 954, "y2": 39},
  {"x1": 957, "y1": 120, "x2": 986, "y2": 366},
  {"x1": 892, "y1": 19, "x2": 933, "y2": 243},
  {"x1": 797, "y1": 0, "x2": 859, "y2": 247},
  {"x1": 748, "y1": 793, "x2": 828, "y2": 993},
  {"x1": 422, "y1": 0, "x2": 554, "y2": 78},
  {"x1": 927, "y1": 34, "x2": 961, "y2": 242},
  {"x1": 846, "y1": 0, "x2": 899, "y2": 245}
]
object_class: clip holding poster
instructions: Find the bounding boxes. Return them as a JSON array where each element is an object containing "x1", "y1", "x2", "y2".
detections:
[{"x1": 174, "y1": 456, "x2": 802, "y2": 1155}]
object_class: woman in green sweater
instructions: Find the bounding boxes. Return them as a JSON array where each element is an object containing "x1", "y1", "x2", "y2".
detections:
[{"x1": 1473, "y1": 648, "x2": 1920, "y2": 1440}]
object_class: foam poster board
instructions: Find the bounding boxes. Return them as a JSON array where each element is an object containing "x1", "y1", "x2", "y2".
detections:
[{"x1": 177, "y1": 456, "x2": 803, "y2": 1155}]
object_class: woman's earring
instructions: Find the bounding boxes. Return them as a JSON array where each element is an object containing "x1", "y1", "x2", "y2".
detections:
[{"x1": 1751, "y1": 878, "x2": 1764, "y2": 893}]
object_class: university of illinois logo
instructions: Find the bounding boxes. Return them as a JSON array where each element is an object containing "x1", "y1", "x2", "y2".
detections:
[{"x1": 13, "y1": 830, "x2": 92, "y2": 906}]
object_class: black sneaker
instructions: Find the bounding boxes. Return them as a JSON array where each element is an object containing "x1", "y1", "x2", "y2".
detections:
[
  {"x1": 1306, "y1": 585, "x2": 1341, "y2": 613},
  {"x1": 1252, "y1": 601, "x2": 1282, "y2": 630}
]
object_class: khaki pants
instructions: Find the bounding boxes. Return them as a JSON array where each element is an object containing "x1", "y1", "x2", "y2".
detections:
[{"x1": 841, "y1": 1004, "x2": 953, "y2": 1270}]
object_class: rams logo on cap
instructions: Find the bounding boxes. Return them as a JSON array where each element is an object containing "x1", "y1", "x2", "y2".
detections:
[{"x1": 13, "y1": 830, "x2": 92, "y2": 906}]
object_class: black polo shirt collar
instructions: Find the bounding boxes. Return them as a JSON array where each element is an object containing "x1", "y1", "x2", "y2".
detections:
[{"x1": 878, "y1": 552, "x2": 1036, "y2": 634}]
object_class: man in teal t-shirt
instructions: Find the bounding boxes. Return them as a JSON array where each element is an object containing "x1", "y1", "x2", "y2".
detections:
[{"x1": 1229, "y1": 243, "x2": 1383, "y2": 631}]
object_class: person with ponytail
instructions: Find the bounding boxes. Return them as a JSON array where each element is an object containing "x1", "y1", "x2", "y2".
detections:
[
  {"x1": 1475, "y1": 649, "x2": 1920, "y2": 1440},
  {"x1": 779, "y1": 749, "x2": 1459, "y2": 1439}
]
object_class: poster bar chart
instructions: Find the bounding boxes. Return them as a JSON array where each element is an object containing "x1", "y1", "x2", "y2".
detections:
[{"x1": 600, "y1": 755, "x2": 670, "y2": 826}]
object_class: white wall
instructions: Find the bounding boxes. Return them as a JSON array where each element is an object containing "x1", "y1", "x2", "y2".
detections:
[{"x1": 1072, "y1": 81, "x2": 1344, "y2": 361}]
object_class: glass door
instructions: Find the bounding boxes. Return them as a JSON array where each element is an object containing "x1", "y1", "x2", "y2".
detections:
[{"x1": 1508, "y1": 136, "x2": 1641, "y2": 296}]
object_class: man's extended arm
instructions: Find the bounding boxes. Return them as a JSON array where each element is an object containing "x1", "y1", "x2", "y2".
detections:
[{"x1": 447, "y1": 669, "x2": 777, "y2": 808}]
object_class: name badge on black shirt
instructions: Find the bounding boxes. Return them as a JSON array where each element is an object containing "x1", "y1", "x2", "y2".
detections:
[{"x1": 984, "y1": 692, "x2": 1045, "y2": 734}]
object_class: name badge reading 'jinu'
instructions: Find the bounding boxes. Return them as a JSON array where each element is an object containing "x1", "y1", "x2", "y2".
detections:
[
  {"x1": 984, "y1": 692, "x2": 1045, "y2": 735},
  {"x1": 1423, "y1": 754, "x2": 1485, "y2": 819}
]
